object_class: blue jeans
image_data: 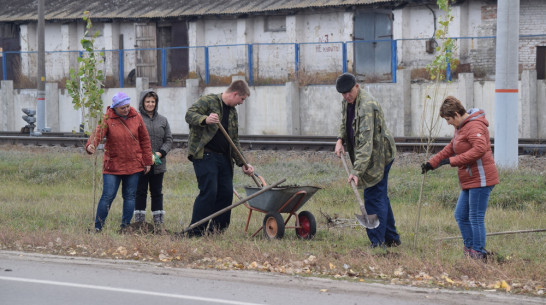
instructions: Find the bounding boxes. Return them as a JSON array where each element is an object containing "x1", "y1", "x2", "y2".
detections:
[
  {"x1": 189, "y1": 152, "x2": 233, "y2": 236},
  {"x1": 95, "y1": 173, "x2": 141, "y2": 230},
  {"x1": 363, "y1": 160, "x2": 400, "y2": 246},
  {"x1": 454, "y1": 186, "x2": 494, "y2": 253}
]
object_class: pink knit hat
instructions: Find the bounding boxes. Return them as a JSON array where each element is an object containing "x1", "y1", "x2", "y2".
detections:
[{"x1": 112, "y1": 92, "x2": 131, "y2": 108}]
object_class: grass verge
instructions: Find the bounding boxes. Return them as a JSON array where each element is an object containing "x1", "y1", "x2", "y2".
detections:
[{"x1": 0, "y1": 145, "x2": 544, "y2": 296}]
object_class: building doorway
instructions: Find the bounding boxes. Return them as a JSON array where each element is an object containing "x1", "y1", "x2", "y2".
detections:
[{"x1": 353, "y1": 10, "x2": 393, "y2": 82}]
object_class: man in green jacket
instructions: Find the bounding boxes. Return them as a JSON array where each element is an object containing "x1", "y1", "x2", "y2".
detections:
[
  {"x1": 185, "y1": 80, "x2": 254, "y2": 237},
  {"x1": 334, "y1": 73, "x2": 401, "y2": 248}
]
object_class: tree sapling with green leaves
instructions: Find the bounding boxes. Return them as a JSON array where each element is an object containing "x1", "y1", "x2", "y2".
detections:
[
  {"x1": 65, "y1": 11, "x2": 106, "y2": 226},
  {"x1": 414, "y1": 0, "x2": 459, "y2": 248}
]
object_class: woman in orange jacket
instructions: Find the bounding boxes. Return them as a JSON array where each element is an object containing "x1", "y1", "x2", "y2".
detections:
[
  {"x1": 422, "y1": 96, "x2": 499, "y2": 260},
  {"x1": 86, "y1": 92, "x2": 153, "y2": 232}
]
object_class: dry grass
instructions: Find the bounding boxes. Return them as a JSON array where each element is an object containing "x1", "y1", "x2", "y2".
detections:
[
  {"x1": 293, "y1": 69, "x2": 341, "y2": 86},
  {"x1": 411, "y1": 68, "x2": 432, "y2": 82},
  {"x1": 0, "y1": 145, "x2": 544, "y2": 296}
]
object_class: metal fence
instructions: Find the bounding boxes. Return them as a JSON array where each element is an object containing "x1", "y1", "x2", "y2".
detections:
[{"x1": 1, "y1": 34, "x2": 545, "y2": 89}]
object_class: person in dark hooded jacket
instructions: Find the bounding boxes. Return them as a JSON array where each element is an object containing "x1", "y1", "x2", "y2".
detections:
[
  {"x1": 134, "y1": 89, "x2": 173, "y2": 228},
  {"x1": 422, "y1": 96, "x2": 499, "y2": 261}
]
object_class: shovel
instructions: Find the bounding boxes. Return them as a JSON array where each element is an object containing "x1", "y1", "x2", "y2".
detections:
[
  {"x1": 180, "y1": 124, "x2": 278, "y2": 236},
  {"x1": 182, "y1": 178, "x2": 286, "y2": 233},
  {"x1": 216, "y1": 123, "x2": 262, "y2": 187},
  {"x1": 339, "y1": 152, "x2": 380, "y2": 229}
]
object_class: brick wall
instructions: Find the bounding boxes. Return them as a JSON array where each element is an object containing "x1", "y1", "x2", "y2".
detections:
[
  {"x1": 469, "y1": 0, "x2": 546, "y2": 78},
  {"x1": 468, "y1": 4, "x2": 497, "y2": 77},
  {"x1": 519, "y1": 0, "x2": 546, "y2": 71}
]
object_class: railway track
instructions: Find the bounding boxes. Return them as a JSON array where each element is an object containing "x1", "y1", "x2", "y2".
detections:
[{"x1": 0, "y1": 132, "x2": 544, "y2": 155}]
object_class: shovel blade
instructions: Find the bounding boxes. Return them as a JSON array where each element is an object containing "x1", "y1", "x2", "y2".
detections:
[{"x1": 355, "y1": 213, "x2": 380, "y2": 229}]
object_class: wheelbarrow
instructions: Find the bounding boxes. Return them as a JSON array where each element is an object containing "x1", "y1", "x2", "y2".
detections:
[
  {"x1": 216, "y1": 124, "x2": 320, "y2": 240},
  {"x1": 240, "y1": 179, "x2": 321, "y2": 240}
]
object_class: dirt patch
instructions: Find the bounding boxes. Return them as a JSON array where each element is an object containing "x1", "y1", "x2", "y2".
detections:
[{"x1": 118, "y1": 222, "x2": 172, "y2": 235}]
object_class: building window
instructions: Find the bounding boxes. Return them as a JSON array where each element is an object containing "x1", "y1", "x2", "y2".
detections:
[{"x1": 264, "y1": 16, "x2": 286, "y2": 32}]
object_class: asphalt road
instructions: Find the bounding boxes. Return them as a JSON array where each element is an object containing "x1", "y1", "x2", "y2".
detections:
[{"x1": 0, "y1": 251, "x2": 542, "y2": 305}]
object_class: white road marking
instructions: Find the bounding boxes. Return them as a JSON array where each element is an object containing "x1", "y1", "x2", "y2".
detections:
[{"x1": 0, "y1": 276, "x2": 261, "y2": 305}]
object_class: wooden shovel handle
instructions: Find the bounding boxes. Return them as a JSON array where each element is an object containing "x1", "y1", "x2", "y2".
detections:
[
  {"x1": 216, "y1": 123, "x2": 262, "y2": 187},
  {"x1": 340, "y1": 153, "x2": 366, "y2": 209},
  {"x1": 184, "y1": 178, "x2": 286, "y2": 233}
]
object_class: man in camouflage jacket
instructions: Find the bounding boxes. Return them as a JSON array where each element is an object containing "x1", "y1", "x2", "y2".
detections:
[
  {"x1": 334, "y1": 73, "x2": 401, "y2": 248},
  {"x1": 184, "y1": 80, "x2": 254, "y2": 236}
]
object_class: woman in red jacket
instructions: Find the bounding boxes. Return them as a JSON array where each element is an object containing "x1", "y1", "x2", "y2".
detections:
[
  {"x1": 422, "y1": 96, "x2": 499, "y2": 260},
  {"x1": 86, "y1": 92, "x2": 153, "y2": 232}
]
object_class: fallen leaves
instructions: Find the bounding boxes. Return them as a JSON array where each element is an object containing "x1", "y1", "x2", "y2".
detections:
[
  {"x1": 113, "y1": 246, "x2": 127, "y2": 256},
  {"x1": 7, "y1": 236, "x2": 545, "y2": 297},
  {"x1": 441, "y1": 273, "x2": 455, "y2": 284},
  {"x1": 393, "y1": 267, "x2": 405, "y2": 277},
  {"x1": 500, "y1": 280, "x2": 511, "y2": 292},
  {"x1": 158, "y1": 251, "x2": 170, "y2": 262}
]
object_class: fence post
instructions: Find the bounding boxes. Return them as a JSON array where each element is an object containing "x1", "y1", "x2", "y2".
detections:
[
  {"x1": 161, "y1": 48, "x2": 167, "y2": 87},
  {"x1": 342, "y1": 42, "x2": 347, "y2": 73},
  {"x1": 118, "y1": 49, "x2": 124, "y2": 88},
  {"x1": 392, "y1": 40, "x2": 398, "y2": 83},
  {"x1": 294, "y1": 43, "x2": 300, "y2": 78},
  {"x1": 446, "y1": 48, "x2": 452, "y2": 81},
  {"x1": 204, "y1": 47, "x2": 210, "y2": 85},
  {"x1": 1, "y1": 50, "x2": 6, "y2": 81},
  {"x1": 247, "y1": 44, "x2": 253, "y2": 85}
]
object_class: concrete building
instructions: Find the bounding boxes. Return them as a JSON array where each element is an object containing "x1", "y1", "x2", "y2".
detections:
[{"x1": 0, "y1": 0, "x2": 545, "y2": 139}]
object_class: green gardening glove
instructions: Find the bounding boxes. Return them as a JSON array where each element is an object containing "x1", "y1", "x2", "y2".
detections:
[{"x1": 152, "y1": 152, "x2": 162, "y2": 165}]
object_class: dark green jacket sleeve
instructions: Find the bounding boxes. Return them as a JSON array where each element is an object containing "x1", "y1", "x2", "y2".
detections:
[
  {"x1": 185, "y1": 93, "x2": 245, "y2": 167},
  {"x1": 351, "y1": 89, "x2": 396, "y2": 187}
]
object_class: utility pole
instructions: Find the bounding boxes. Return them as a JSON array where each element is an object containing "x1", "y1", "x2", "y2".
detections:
[
  {"x1": 36, "y1": 0, "x2": 46, "y2": 134},
  {"x1": 494, "y1": 0, "x2": 519, "y2": 168}
]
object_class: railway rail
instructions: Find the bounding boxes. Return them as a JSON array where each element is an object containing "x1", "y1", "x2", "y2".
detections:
[{"x1": 0, "y1": 132, "x2": 544, "y2": 155}]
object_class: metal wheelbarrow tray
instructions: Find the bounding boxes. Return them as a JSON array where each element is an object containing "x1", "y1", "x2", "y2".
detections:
[{"x1": 243, "y1": 185, "x2": 321, "y2": 240}]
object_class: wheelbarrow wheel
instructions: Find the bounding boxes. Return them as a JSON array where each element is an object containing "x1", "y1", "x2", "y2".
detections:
[
  {"x1": 263, "y1": 212, "x2": 285, "y2": 240},
  {"x1": 295, "y1": 211, "x2": 316, "y2": 240}
]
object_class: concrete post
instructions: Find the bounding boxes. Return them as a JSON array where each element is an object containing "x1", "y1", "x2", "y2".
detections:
[
  {"x1": 537, "y1": 80, "x2": 546, "y2": 139},
  {"x1": 397, "y1": 69, "x2": 412, "y2": 136},
  {"x1": 0, "y1": 83, "x2": 4, "y2": 131},
  {"x1": 236, "y1": 19, "x2": 253, "y2": 73},
  {"x1": 458, "y1": 73, "x2": 474, "y2": 109},
  {"x1": 184, "y1": 78, "x2": 201, "y2": 134},
  {"x1": 185, "y1": 78, "x2": 200, "y2": 109},
  {"x1": 286, "y1": 15, "x2": 304, "y2": 78},
  {"x1": 36, "y1": 0, "x2": 46, "y2": 133},
  {"x1": 520, "y1": 70, "x2": 537, "y2": 139},
  {"x1": 536, "y1": 80, "x2": 546, "y2": 139},
  {"x1": 188, "y1": 20, "x2": 205, "y2": 80},
  {"x1": 136, "y1": 77, "x2": 149, "y2": 97},
  {"x1": 343, "y1": 12, "x2": 355, "y2": 70},
  {"x1": 0, "y1": 80, "x2": 14, "y2": 131},
  {"x1": 45, "y1": 82, "x2": 59, "y2": 132},
  {"x1": 61, "y1": 24, "x2": 78, "y2": 81},
  {"x1": 494, "y1": 0, "x2": 519, "y2": 168},
  {"x1": 232, "y1": 75, "x2": 247, "y2": 135},
  {"x1": 285, "y1": 81, "x2": 301, "y2": 135}
]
